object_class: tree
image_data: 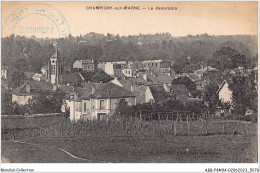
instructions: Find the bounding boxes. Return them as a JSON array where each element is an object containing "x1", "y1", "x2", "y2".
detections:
[
  {"x1": 186, "y1": 100, "x2": 207, "y2": 114},
  {"x1": 212, "y1": 47, "x2": 249, "y2": 70},
  {"x1": 229, "y1": 71, "x2": 257, "y2": 115},
  {"x1": 1, "y1": 88, "x2": 12, "y2": 115},
  {"x1": 203, "y1": 82, "x2": 220, "y2": 115},
  {"x1": 171, "y1": 76, "x2": 197, "y2": 96},
  {"x1": 113, "y1": 99, "x2": 131, "y2": 120},
  {"x1": 91, "y1": 70, "x2": 113, "y2": 83},
  {"x1": 7, "y1": 68, "x2": 24, "y2": 89},
  {"x1": 27, "y1": 89, "x2": 66, "y2": 114}
]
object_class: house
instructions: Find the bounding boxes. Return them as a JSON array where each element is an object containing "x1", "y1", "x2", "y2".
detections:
[
  {"x1": 1, "y1": 66, "x2": 13, "y2": 79},
  {"x1": 142, "y1": 60, "x2": 172, "y2": 76},
  {"x1": 41, "y1": 65, "x2": 48, "y2": 76},
  {"x1": 61, "y1": 73, "x2": 85, "y2": 86},
  {"x1": 73, "y1": 59, "x2": 97, "y2": 72},
  {"x1": 110, "y1": 76, "x2": 151, "y2": 90},
  {"x1": 143, "y1": 73, "x2": 174, "y2": 85},
  {"x1": 63, "y1": 83, "x2": 105, "y2": 121},
  {"x1": 145, "y1": 85, "x2": 171, "y2": 103},
  {"x1": 110, "y1": 77, "x2": 149, "y2": 104},
  {"x1": 188, "y1": 74, "x2": 207, "y2": 91},
  {"x1": 32, "y1": 73, "x2": 48, "y2": 82},
  {"x1": 104, "y1": 62, "x2": 123, "y2": 77},
  {"x1": 216, "y1": 80, "x2": 233, "y2": 103},
  {"x1": 122, "y1": 62, "x2": 138, "y2": 78},
  {"x1": 97, "y1": 62, "x2": 106, "y2": 71},
  {"x1": 132, "y1": 85, "x2": 147, "y2": 104},
  {"x1": 12, "y1": 80, "x2": 54, "y2": 105},
  {"x1": 67, "y1": 83, "x2": 136, "y2": 121},
  {"x1": 88, "y1": 83, "x2": 136, "y2": 120},
  {"x1": 194, "y1": 68, "x2": 205, "y2": 78}
]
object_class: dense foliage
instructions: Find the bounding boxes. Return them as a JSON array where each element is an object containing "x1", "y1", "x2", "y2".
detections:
[
  {"x1": 2, "y1": 33, "x2": 257, "y2": 74},
  {"x1": 229, "y1": 71, "x2": 257, "y2": 115},
  {"x1": 171, "y1": 76, "x2": 197, "y2": 96},
  {"x1": 113, "y1": 98, "x2": 206, "y2": 120},
  {"x1": 1, "y1": 89, "x2": 66, "y2": 115},
  {"x1": 80, "y1": 69, "x2": 113, "y2": 83},
  {"x1": 203, "y1": 82, "x2": 220, "y2": 115}
]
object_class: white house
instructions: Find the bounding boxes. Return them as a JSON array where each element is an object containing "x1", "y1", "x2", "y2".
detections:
[
  {"x1": 67, "y1": 83, "x2": 136, "y2": 121},
  {"x1": 104, "y1": 62, "x2": 115, "y2": 76},
  {"x1": 73, "y1": 60, "x2": 83, "y2": 69},
  {"x1": 216, "y1": 80, "x2": 233, "y2": 103}
]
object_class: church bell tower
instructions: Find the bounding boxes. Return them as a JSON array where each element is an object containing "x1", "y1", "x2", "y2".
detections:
[{"x1": 48, "y1": 50, "x2": 64, "y2": 85}]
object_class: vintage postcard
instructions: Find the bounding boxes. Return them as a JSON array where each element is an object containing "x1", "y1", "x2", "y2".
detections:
[{"x1": 1, "y1": 1, "x2": 258, "y2": 172}]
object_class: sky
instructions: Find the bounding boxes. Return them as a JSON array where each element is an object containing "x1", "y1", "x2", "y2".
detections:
[{"x1": 1, "y1": 1, "x2": 258, "y2": 38}]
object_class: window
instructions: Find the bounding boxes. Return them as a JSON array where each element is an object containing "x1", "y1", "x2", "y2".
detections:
[
  {"x1": 75, "y1": 102, "x2": 78, "y2": 111},
  {"x1": 51, "y1": 65, "x2": 55, "y2": 74},
  {"x1": 100, "y1": 100, "x2": 105, "y2": 109},
  {"x1": 119, "y1": 98, "x2": 125, "y2": 102},
  {"x1": 59, "y1": 65, "x2": 63, "y2": 74},
  {"x1": 84, "y1": 103, "x2": 87, "y2": 112}
]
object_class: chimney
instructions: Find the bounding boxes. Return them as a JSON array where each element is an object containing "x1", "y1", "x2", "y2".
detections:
[
  {"x1": 92, "y1": 86, "x2": 96, "y2": 94},
  {"x1": 25, "y1": 84, "x2": 30, "y2": 93},
  {"x1": 130, "y1": 84, "x2": 134, "y2": 92},
  {"x1": 143, "y1": 74, "x2": 147, "y2": 81}
]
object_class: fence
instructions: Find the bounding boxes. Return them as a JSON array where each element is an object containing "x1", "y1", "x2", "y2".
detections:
[{"x1": 1, "y1": 115, "x2": 256, "y2": 140}]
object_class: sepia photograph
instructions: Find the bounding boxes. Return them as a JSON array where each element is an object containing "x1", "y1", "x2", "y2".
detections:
[{"x1": 1, "y1": 1, "x2": 258, "y2": 172}]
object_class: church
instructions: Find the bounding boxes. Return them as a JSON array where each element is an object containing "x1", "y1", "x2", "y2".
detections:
[{"x1": 12, "y1": 50, "x2": 84, "y2": 105}]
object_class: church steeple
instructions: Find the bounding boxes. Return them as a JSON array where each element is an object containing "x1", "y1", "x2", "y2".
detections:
[{"x1": 48, "y1": 50, "x2": 64, "y2": 85}]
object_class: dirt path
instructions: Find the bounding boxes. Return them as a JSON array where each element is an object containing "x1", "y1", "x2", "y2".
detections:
[
  {"x1": 13, "y1": 140, "x2": 90, "y2": 161},
  {"x1": 1, "y1": 140, "x2": 93, "y2": 163}
]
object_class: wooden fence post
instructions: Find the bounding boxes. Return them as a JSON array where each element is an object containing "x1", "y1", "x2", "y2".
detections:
[
  {"x1": 204, "y1": 119, "x2": 208, "y2": 135},
  {"x1": 186, "y1": 114, "x2": 189, "y2": 135},
  {"x1": 222, "y1": 121, "x2": 225, "y2": 134},
  {"x1": 246, "y1": 122, "x2": 249, "y2": 135},
  {"x1": 158, "y1": 113, "x2": 161, "y2": 127},
  {"x1": 201, "y1": 119, "x2": 204, "y2": 135},
  {"x1": 174, "y1": 120, "x2": 177, "y2": 135},
  {"x1": 233, "y1": 122, "x2": 239, "y2": 135}
]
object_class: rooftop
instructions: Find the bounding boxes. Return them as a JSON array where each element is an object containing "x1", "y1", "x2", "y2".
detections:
[
  {"x1": 149, "y1": 85, "x2": 170, "y2": 102},
  {"x1": 51, "y1": 50, "x2": 63, "y2": 59},
  {"x1": 12, "y1": 80, "x2": 54, "y2": 96},
  {"x1": 62, "y1": 73, "x2": 84, "y2": 84},
  {"x1": 89, "y1": 83, "x2": 135, "y2": 99}
]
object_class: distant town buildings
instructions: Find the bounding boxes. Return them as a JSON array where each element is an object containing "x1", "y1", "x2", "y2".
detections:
[
  {"x1": 8, "y1": 47, "x2": 256, "y2": 121},
  {"x1": 73, "y1": 59, "x2": 97, "y2": 72},
  {"x1": 99, "y1": 59, "x2": 173, "y2": 78}
]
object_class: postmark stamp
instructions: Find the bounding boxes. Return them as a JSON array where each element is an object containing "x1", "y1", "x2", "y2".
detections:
[{"x1": 2, "y1": 3, "x2": 71, "y2": 38}]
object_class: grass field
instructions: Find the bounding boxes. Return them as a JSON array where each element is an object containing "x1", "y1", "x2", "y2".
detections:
[
  {"x1": 1, "y1": 115, "x2": 258, "y2": 163},
  {"x1": 2, "y1": 132, "x2": 257, "y2": 163}
]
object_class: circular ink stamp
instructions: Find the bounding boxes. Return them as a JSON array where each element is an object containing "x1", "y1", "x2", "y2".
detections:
[{"x1": 2, "y1": 3, "x2": 71, "y2": 38}]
